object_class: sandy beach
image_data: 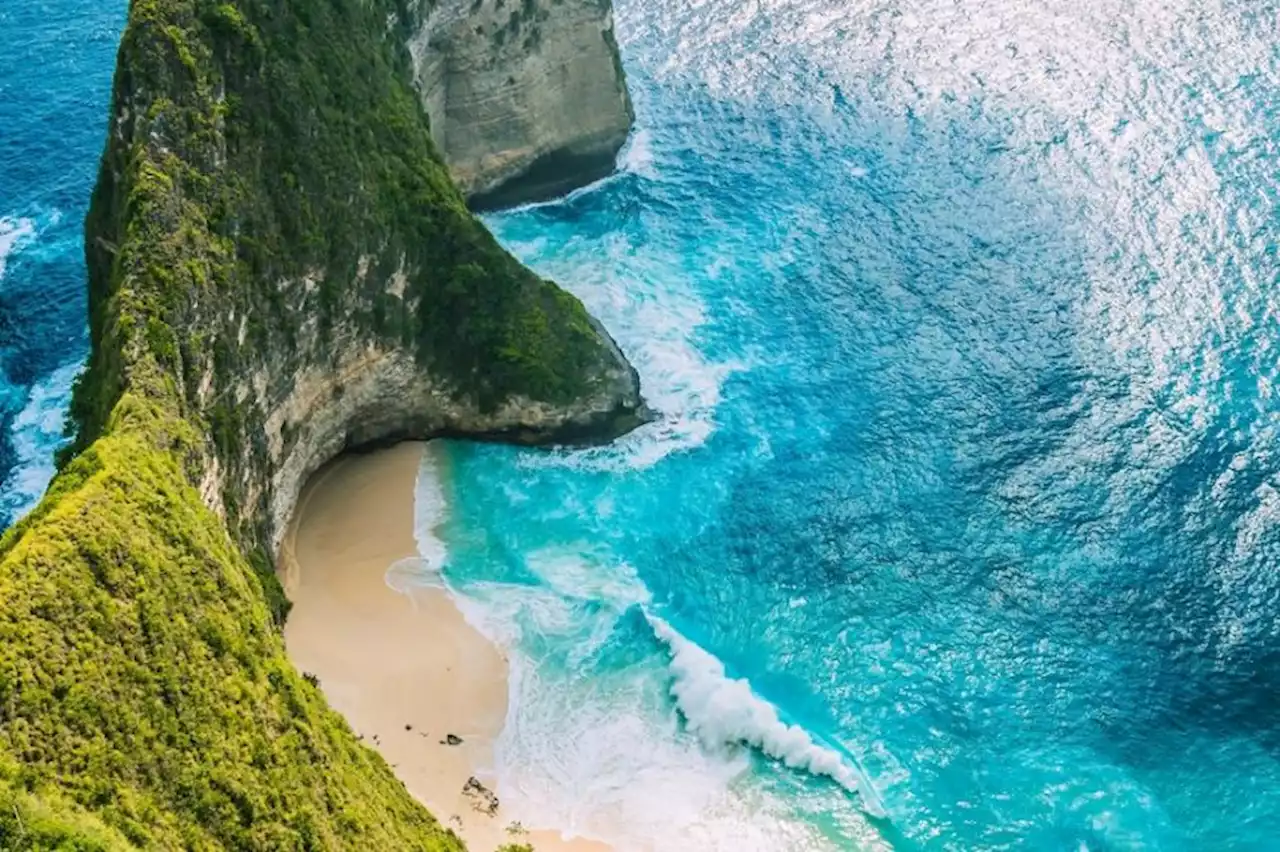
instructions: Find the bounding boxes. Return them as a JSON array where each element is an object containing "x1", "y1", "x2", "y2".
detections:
[{"x1": 279, "y1": 441, "x2": 611, "y2": 852}]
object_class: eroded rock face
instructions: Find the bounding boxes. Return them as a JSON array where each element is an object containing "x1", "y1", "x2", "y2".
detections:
[
  {"x1": 256, "y1": 282, "x2": 645, "y2": 555},
  {"x1": 0, "y1": 0, "x2": 644, "y2": 845},
  {"x1": 72, "y1": 0, "x2": 648, "y2": 567},
  {"x1": 407, "y1": 0, "x2": 634, "y2": 208}
]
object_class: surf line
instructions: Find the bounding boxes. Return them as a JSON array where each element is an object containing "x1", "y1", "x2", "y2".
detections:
[{"x1": 644, "y1": 609, "x2": 888, "y2": 819}]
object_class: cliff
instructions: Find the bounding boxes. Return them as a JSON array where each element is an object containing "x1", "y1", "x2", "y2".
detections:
[
  {"x1": 0, "y1": 0, "x2": 643, "y2": 848},
  {"x1": 408, "y1": 0, "x2": 634, "y2": 209}
]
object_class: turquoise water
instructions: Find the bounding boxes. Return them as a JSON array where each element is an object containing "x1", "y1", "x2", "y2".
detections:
[
  {"x1": 436, "y1": 1, "x2": 1280, "y2": 848},
  {"x1": 7, "y1": 0, "x2": 1280, "y2": 849},
  {"x1": 0, "y1": 0, "x2": 125, "y2": 525}
]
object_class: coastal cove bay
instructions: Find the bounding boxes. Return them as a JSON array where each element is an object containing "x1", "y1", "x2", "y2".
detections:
[
  {"x1": 446, "y1": 0, "x2": 1280, "y2": 847},
  {"x1": 4, "y1": 0, "x2": 1280, "y2": 850}
]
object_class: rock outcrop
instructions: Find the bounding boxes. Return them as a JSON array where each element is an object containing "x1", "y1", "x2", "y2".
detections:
[
  {"x1": 407, "y1": 0, "x2": 634, "y2": 208},
  {"x1": 0, "y1": 0, "x2": 644, "y2": 848},
  {"x1": 73, "y1": 0, "x2": 648, "y2": 571}
]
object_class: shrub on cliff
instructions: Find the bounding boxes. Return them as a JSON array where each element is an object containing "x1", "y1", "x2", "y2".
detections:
[
  {"x1": 0, "y1": 0, "x2": 638, "y2": 846},
  {"x1": 1, "y1": 394, "x2": 466, "y2": 849}
]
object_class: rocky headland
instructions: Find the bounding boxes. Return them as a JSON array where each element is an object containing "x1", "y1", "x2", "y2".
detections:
[
  {"x1": 0, "y1": 0, "x2": 642, "y2": 848},
  {"x1": 410, "y1": 0, "x2": 634, "y2": 208}
]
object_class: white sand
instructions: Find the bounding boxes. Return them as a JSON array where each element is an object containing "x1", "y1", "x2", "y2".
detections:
[{"x1": 279, "y1": 441, "x2": 611, "y2": 852}]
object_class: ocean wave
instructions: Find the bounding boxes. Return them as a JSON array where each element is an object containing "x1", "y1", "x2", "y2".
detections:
[
  {"x1": 412, "y1": 524, "x2": 851, "y2": 848},
  {"x1": 443, "y1": 550, "x2": 650, "y2": 659},
  {"x1": 618, "y1": 128, "x2": 657, "y2": 178},
  {"x1": 383, "y1": 446, "x2": 454, "y2": 596},
  {"x1": 491, "y1": 190, "x2": 743, "y2": 472},
  {"x1": 0, "y1": 216, "x2": 36, "y2": 282},
  {"x1": 0, "y1": 359, "x2": 81, "y2": 522},
  {"x1": 411, "y1": 446, "x2": 450, "y2": 568},
  {"x1": 0, "y1": 211, "x2": 66, "y2": 286},
  {"x1": 646, "y1": 612, "x2": 886, "y2": 818},
  {"x1": 527, "y1": 546, "x2": 652, "y2": 609},
  {"x1": 457, "y1": 587, "x2": 845, "y2": 850},
  {"x1": 494, "y1": 126, "x2": 657, "y2": 214},
  {"x1": 525, "y1": 272, "x2": 742, "y2": 473}
]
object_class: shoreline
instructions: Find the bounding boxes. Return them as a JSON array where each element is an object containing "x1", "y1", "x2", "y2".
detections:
[{"x1": 278, "y1": 441, "x2": 612, "y2": 852}]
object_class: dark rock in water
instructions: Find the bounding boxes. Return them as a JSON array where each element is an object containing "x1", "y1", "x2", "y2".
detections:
[
  {"x1": 441, "y1": 733, "x2": 463, "y2": 746},
  {"x1": 462, "y1": 776, "x2": 499, "y2": 816}
]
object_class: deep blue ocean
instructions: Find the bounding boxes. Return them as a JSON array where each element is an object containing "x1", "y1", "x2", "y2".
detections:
[
  {"x1": 5, "y1": 0, "x2": 1280, "y2": 849},
  {"x1": 0, "y1": 1, "x2": 124, "y2": 525}
]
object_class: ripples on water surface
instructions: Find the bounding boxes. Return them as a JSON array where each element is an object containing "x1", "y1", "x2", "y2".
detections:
[
  {"x1": 6, "y1": 0, "x2": 1280, "y2": 848},
  {"x1": 0, "y1": 1, "x2": 124, "y2": 525},
  {"x1": 459, "y1": 1, "x2": 1280, "y2": 848}
]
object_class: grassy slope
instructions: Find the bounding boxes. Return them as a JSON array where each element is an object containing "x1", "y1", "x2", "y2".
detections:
[
  {"x1": 0, "y1": 394, "x2": 467, "y2": 849},
  {"x1": 0, "y1": 0, "x2": 628, "y2": 848},
  {"x1": 0, "y1": 762, "x2": 138, "y2": 852}
]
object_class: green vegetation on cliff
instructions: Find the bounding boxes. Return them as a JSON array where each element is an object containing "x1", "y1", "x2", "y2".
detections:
[
  {"x1": 0, "y1": 0, "x2": 640, "y2": 847},
  {"x1": 72, "y1": 0, "x2": 639, "y2": 558},
  {"x1": 74, "y1": 0, "x2": 616, "y2": 455},
  {"x1": 0, "y1": 760, "x2": 136, "y2": 851},
  {"x1": 1, "y1": 394, "x2": 465, "y2": 850}
]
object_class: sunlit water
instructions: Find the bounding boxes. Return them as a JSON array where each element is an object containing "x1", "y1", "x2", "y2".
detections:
[
  {"x1": 0, "y1": 1, "x2": 124, "y2": 525},
  {"x1": 6, "y1": 0, "x2": 1280, "y2": 849}
]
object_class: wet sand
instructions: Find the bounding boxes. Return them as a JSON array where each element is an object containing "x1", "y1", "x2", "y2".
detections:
[{"x1": 279, "y1": 441, "x2": 611, "y2": 852}]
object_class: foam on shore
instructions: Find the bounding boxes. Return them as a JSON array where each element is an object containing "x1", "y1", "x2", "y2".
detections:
[
  {"x1": 646, "y1": 613, "x2": 886, "y2": 816},
  {"x1": 279, "y1": 442, "x2": 611, "y2": 852}
]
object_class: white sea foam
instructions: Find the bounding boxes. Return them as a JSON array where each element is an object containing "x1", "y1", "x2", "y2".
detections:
[
  {"x1": 491, "y1": 638, "x2": 837, "y2": 852},
  {"x1": 481, "y1": 596, "x2": 848, "y2": 850},
  {"x1": 520, "y1": 256, "x2": 740, "y2": 472},
  {"x1": 647, "y1": 613, "x2": 886, "y2": 817},
  {"x1": 0, "y1": 217, "x2": 35, "y2": 282},
  {"x1": 386, "y1": 446, "x2": 452, "y2": 595},
  {"x1": 2, "y1": 360, "x2": 81, "y2": 521},
  {"x1": 411, "y1": 446, "x2": 450, "y2": 571},
  {"x1": 491, "y1": 190, "x2": 743, "y2": 472},
  {"x1": 618, "y1": 128, "x2": 657, "y2": 178},
  {"x1": 507, "y1": 125, "x2": 658, "y2": 213},
  {"x1": 0, "y1": 213, "x2": 76, "y2": 523},
  {"x1": 528, "y1": 546, "x2": 652, "y2": 608},
  {"x1": 410, "y1": 524, "x2": 858, "y2": 849}
]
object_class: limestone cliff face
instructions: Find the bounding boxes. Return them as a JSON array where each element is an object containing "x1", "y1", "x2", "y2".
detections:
[
  {"x1": 71, "y1": 0, "x2": 648, "y2": 566},
  {"x1": 254, "y1": 296, "x2": 643, "y2": 556},
  {"x1": 0, "y1": 1, "x2": 645, "y2": 846},
  {"x1": 407, "y1": 0, "x2": 634, "y2": 208}
]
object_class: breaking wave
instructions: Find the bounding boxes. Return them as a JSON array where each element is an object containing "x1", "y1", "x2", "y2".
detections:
[
  {"x1": 0, "y1": 217, "x2": 36, "y2": 282},
  {"x1": 0, "y1": 360, "x2": 80, "y2": 523},
  {"x1": 646, "y1": 613, "x2": 886, "y2": 817}
]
